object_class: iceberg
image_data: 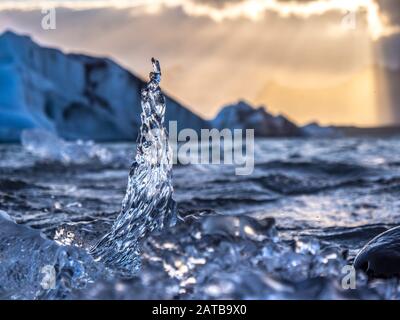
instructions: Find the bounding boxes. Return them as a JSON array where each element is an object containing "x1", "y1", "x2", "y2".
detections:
[
  {"x1": 212, "y1": 100, "x2": 302, "y2": 137},
  {"x1": 302, "y1": 122, "x2": 340, "y2": 138},
  {"x1": 0, "y1": 31, "x2": 208, "y2": 142}
]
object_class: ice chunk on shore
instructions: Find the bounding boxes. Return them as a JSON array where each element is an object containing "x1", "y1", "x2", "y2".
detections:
[
  {"x1": 0, "y1": 212, "x2": 99, "y2": 299},
  {"x1": 21, "y1": 128, "x2": 112, "y2": 164},
  {"x1": 0, "y1": 31, "x2": 208, "y2": 142},
  {"x1": 201, "y1": 215, "x2": 276, "y2": 241}
]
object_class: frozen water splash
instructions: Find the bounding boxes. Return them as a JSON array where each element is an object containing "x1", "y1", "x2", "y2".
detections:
[
  {"x1": 89, "y1": 58, "x2": 177, "y2": 277},
  {"x1": 21, "y1": 128, "x2": 112, "y2": 164},
  {"x1": 0, "y1": 213, "x2": 100, "y2": 299}
]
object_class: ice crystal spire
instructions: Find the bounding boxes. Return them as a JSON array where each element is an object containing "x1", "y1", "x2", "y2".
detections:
[{"x1": 90, "y1": 58, "x2": 177, "y2": 276}]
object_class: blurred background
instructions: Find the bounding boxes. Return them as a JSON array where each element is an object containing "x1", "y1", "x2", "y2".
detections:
[{"x1": 1, "y1": 0, "x2": 400, "y2": 127}]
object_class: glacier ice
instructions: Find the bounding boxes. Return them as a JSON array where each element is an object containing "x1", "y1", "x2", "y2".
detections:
[
  {"x1": 0, "y1": 212, "x2": 98, "y2": 299},
  {"x1": 21, "y1": 128, "x2": 112, "y2": 164},
  {"x1": 200, "y1": 215, "x2": 276, "y2": 241},
  {"x1": 211, "y1": 100, "x2": 301, "y2": 137},
  {"x1": 89, "y1": 58, "x2": 177, "y2": 276},
  {"x1": 0, "y1": 31, "x2": 208, "y2": 142}
]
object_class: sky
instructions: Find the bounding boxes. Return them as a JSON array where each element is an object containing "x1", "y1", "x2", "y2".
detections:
[{"x1": 1, "y1": 0, "x2": 400, "y2": 126}]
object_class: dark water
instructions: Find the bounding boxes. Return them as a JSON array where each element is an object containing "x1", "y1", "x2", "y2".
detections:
[{"x1": 1, "y1": 138, "x2": 400, "y2": 299}]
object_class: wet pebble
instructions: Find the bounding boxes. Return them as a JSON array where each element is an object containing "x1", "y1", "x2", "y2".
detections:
[{"x1": 354, "y1": 226, "x2": 400, "y2": 278}]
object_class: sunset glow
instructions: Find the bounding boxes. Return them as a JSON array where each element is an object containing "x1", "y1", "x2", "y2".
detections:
[{"x1": 1, "y1": 0, "x2": 400, "y2": 126}]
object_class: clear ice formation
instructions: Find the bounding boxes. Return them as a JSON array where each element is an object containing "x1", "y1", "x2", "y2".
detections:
[
  {"x1": 0, "y1": 211, "x2": 97, "y2": 299},
  {"x1": 89, "y1": 58, "x2": 177, "y2": 276}
]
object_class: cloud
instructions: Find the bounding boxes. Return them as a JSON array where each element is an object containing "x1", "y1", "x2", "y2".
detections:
[
  {"x1": 1, "y1": 0, "x2": 399, "y2": 39},
  {"x1": 1, "y1": 1, "x2": 400, "y2": 126},
  {"x1": 0, "y1": 5, "x2": 375, "y2": 120}
]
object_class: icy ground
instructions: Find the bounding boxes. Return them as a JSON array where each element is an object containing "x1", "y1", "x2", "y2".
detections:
[{"x1": 1, "y1": 138, "x2": 400, "y2": 299}]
